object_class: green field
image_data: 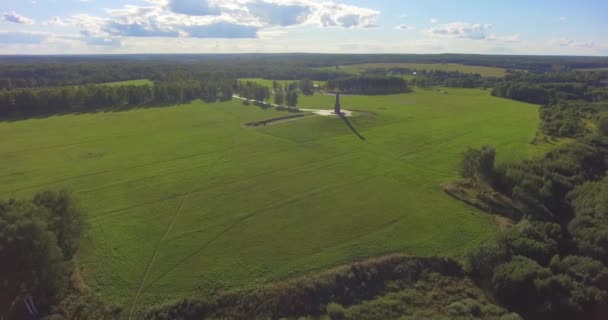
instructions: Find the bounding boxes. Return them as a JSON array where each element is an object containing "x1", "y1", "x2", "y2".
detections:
[
  {"x1": 0, "y1": 88, "x2": 541, "y2": 316},
  {"x1": 317, "y1": 63, "x2": 508, "y2": 77},
  {"x1": 101, "y1": 79, "x2": 154, "y2": 86}
]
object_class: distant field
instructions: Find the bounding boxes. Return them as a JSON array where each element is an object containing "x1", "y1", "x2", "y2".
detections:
[
  {"x1": 0, "y1": 88, "x2": 542, "y2": 316},
  {"x1": 101, "y1": 79, "x2": 154, "y2": 86},
  {"x1": 316, "y1": 63, "x2": 508, "y2": 77}
]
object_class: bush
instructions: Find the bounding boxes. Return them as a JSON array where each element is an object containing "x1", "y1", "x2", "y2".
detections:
[
  {"x1": 326, "y1": 302, "x2": 346, "y2": 319},
  {"x1": 460, "y1": 145, "x2": 496, "y2": 183}
]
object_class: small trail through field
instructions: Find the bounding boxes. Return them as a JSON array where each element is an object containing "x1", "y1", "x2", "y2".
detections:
[{"x1": 127, "y1": 192, "x2": 191, "y2": 320}]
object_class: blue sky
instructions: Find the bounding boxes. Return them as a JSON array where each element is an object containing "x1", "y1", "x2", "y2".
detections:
[{"x1": 1, "y1": 0, "x2": 606, "y2": 55}]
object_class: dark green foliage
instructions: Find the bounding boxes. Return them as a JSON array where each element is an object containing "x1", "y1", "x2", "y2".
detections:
[
  {"x1": 286, "y1": 90, "x2": 298, "y2": 107},
  {"x1": 491, "y1": 256, "x2": 552, "y2": 311},
  {"x1": 502, "y1": 221, "x2": 562, "y2": 265},
  {"x1": 467, "y1": 137, "x2": 608, "y2": 319},
  {"x1": 273, "y1": 89, "x2": 285, "y2": 105},
  {"x1": 460, "y1": 145, "x2": 496, "y2": 183},
  {"x1": 0, "y1": 79, "x2": 234, "y2": 119},
  {"x1": 492, "y1": 82, "x2": 552, "y2": 104},
  {"x1": 599, "y1": 114, "x2": 608, "y2": 136},
  {"x1": 327, "y1": 76, "x2": 408, "y2": 95},
  {"x1": 0, "y1": 191, "x2": 83, "y2": 319},
  {"x1": 404, "y1": 69, "x2": 493, "y2": 88},
  {"x1": 568, "y1": 177, "x2": 608, "y2": 263},
  {"x1": 326, "y1": 302, "x2": 346, "y2": 319},
  {"x1": 234, "y1": 80, "x2": 270, "y2": 102},
  {"x1": 493, "y1": 142, "x2": 605, "y2": 221},
  {"x1": 298, "y1": 78, "x2": 314, "y2": 95},
  {"x1": 540, "y1": 103, "x2": 586, "y2": 137},
  {"x1": 33, "y1": 190, "x2": 83, "y2": 259},
  {"x1": 492, "y1": 71, "x2": 608, "y2": 105},
  {"x1": 144, "y1": 256, "x2": 463, "y2": 319}
]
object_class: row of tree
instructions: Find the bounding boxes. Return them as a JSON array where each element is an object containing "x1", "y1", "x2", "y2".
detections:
[
  {"x1": 0, "y1": 80, "x2": 233, "y2": 119},
  {"x1": 492, "y1": 71, "x2": 608, "y2": 104}
]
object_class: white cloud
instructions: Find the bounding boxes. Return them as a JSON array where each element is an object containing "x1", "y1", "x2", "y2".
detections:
[
  {"x1": 395, "y1": 24, "x2": 414, "y2": 31},
  {"x1": 53, "y1": 0, "x2": 379, "y2": 41},
  {"x1": 487, "y1": 33, "x2": 520, "y2": 43},
  {"x1": 429, "y1": 18, "x2": 438, "y2": 24},
  {"x1": 551, "y1": 37, "x2": 596, "y2": 49},
  {"x1": 3, "y1": 11, "x2": 35, "y2": 24},
  {"x1": 43, "y1": 16, "x2": 68, "y2": 26},
  {"x1": 425, "y1": 22, "x2": 493, "y2": 40}
]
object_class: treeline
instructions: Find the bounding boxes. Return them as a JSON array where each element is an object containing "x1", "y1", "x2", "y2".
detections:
[
  {"x1": 145, "y1": 256, "x2": 464, "y2": 319},
  {"x1": 492, "y1": 71, "x2": 608, "y2": 105},
  {"x1": 3, "y1": 54, "x2": 608, "y2": 87},
  {"x1": 327, "y1": 76, "x2": 409, "y2": 95},
  {"x1": 0, "y1": 191, "x2": 84, "y2": 319},
  {"x1": 460, "y1": 133, "x2": 608, "y2": 319},
  {"x1": 0, "y1": 80, "x2": 233, "y2": 119},
  {"x1": 411, "y1": 70, "x2": 496, "y2": 88}
]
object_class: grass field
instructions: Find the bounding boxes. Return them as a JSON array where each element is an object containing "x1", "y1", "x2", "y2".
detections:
[
  {"x1": 316, "y1": 63, "x2": 508, "y2": 77},
  {"x1": 0, "y1": 88, "x2": 541, "y2": 316},
  {"x1": 101, "y1": 79, "x2": 154, "y2": 86}
]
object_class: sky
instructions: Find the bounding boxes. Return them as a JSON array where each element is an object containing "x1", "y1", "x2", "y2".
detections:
[{"x1": 0, "y1": 0, "x2": 607, "y2": 55}]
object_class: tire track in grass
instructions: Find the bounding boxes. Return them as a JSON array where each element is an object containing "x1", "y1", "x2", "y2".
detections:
[
  {"x1": 139, "y1": 174, "x2": 379, "y2": 294},
  {"x1": 127, "y1": 192, "x2": 191, "y2": 320}
]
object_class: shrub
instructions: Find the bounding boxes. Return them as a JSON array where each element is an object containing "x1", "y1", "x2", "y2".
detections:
[{"x1": 326, "y1": 302, "x2": 345, "y2": 319}]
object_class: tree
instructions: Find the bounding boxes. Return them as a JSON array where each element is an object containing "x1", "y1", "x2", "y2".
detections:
[
  {"x1": 33, "y1": 190, "x2": 83, "y2": 259},
  {"x1": 460, "y1": 145, "x2": 496, "y2": 183},
  {"x1": 491, "y1": 256, "x2": 552, "y2": 311},
  {"x1": 286, "y1": 90, "x2": 298, "y2": 107},
  {"x1": 0, "y1": 199, "x2": 67, "y2": 318},
  {"x1": 274, "y1": 90, "x2": 285, "y2": 106},
  {"x1": 298, "y1": 79, "x2": 314, "y2": 95}
]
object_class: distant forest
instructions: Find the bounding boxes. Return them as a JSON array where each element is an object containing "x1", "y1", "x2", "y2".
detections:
[{"x1": 1, "y1": 53, "x2": 608, "y2": 89}]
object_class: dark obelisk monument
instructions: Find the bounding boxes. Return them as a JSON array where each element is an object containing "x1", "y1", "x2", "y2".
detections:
[{"x1": 334, "y1": 92, "x2": 341, "y2": 114}]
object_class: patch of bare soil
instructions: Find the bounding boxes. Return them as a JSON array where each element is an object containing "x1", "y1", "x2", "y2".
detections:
[{"x1": 441, "y1": 180, "x2": 521, "y2": 228}]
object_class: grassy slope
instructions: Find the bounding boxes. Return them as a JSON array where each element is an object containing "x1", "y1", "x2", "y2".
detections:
[
  {"x1": 0, "y1": 88, "x2": 539, "y2": 314},
  {"x1": 316, "y1": 63, "x2": 507, "y2": 77}
]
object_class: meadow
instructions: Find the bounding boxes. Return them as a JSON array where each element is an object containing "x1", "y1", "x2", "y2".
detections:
[
  {"x1": 0, "y1": 87, "x2": 541, "y2": 316},
  {"x1": 315, "y1": 63, "x2": 508, "y2": 77}
]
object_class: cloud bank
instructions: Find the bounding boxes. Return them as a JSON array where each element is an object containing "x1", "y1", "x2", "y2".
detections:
[{"x1": 3, "y1": 11, "x2": 35, "y2": 25}]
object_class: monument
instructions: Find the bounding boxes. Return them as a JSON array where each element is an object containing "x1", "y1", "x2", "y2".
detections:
[{"x1": 334, "y1": 92, "x2": 341, "y2": 115}]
